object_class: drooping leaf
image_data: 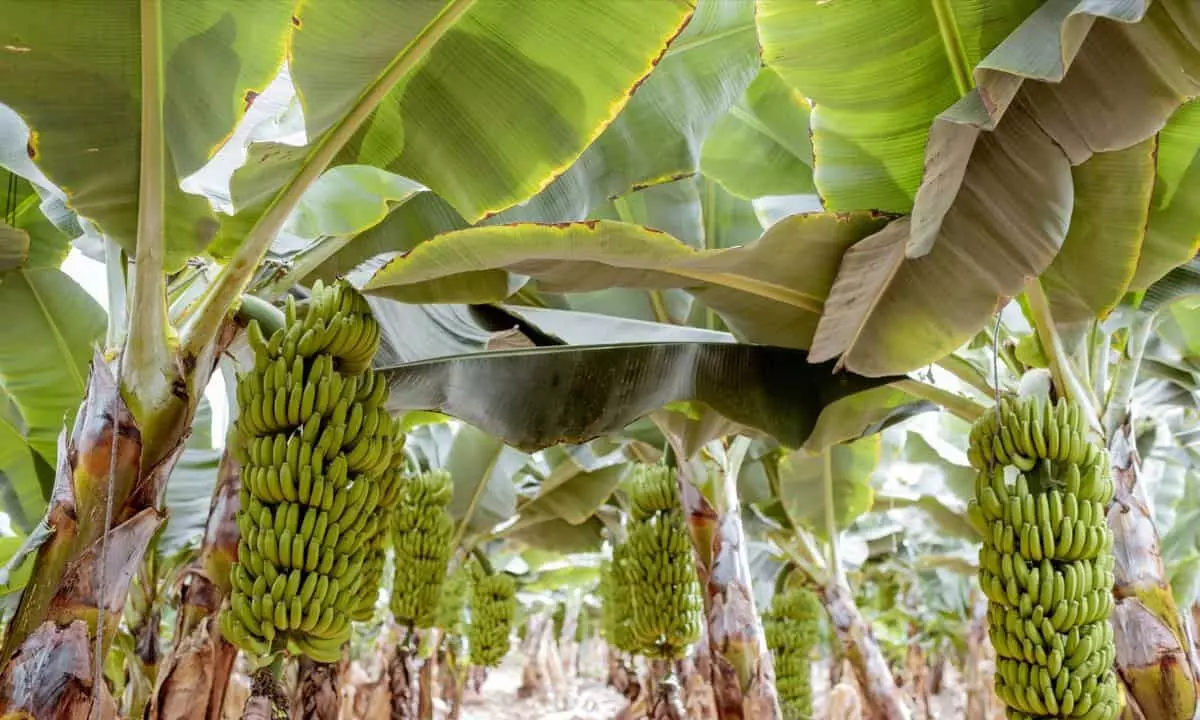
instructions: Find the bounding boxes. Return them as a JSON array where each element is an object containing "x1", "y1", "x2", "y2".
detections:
[
  {"x1": 799, "y1": 1, "x2": 1200, "y2": 375},
  {"x1": 496, "y1": 305, "x2": 734, "y2": 347},
  {"x1": 776, "y1": 435, "x2": 880, "y2": 539},
  {"x1": 443, "y1": 424, "x2": 526, "y2": 536},
  {"x1": 229, "y1": 0, "x2": 696, "y2": 234},
  {"x1": 875, "y1": 494, "x2": 981, "y2": 543},
  {"x1": 1042, "y1": 140, "x2": 1157, "y2": 322},
  {"x1": 803, "y1": 386, "x2": 932, "y2": 453},
  {"x1": 379, "y1": 342, "x2": 894, "y2": 452},
  {"x1": 519, "y1": 463, "x2": 628, "y2": 527},
  {"x1": 365, "y1": 216, "x2": 890, "y2": 349},
  {"x1": 1131, "y1": 99, "x2": 1200, "y2": 290},
  {"x1": 0, "y1": 1, "x2": 294, "y2": 266},
  {"x1": 506, "y1": 515, "x2": 605, "y2": 554},
  {"x1": 700, "y1": 67, "x2": 815, "y2": 200},
  {"x1": 0, "y1": 269, "x2": 106, "y2": 464}
]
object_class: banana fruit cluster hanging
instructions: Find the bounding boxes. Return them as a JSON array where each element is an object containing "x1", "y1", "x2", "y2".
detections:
[
  {"x1": 613, "y1": 465, "x2": 702, "y2": 660},
  {"x1": 968, "y1": 396, "x2": 1118, "y2": 720},
  {"x1": 598, "y1": 558, "x2": 635, "y2": 654},
  {"x1": 764, "y1": 587, "x2": 823, "y2": 720},
  {"x1": 467, "y1": 567, "x2": 517, "y2": 668},
  {"x1": 221, "y1": 280, "x2": 398, "y2": 663},
  {"x1": 390, "y1": 469, "x2": 455, "y2": 628}
]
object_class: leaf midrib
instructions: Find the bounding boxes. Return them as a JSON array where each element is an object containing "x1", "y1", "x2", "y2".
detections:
[{"x1": 931, "y1": 0, "x2": 974, "y2": 96}]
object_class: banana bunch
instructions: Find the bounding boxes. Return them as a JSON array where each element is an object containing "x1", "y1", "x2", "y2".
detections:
[
  {"x1": 764, "y1": 587, "x2": 822, "y2": 720},
  {"x1": 220, "y1": 279, "x2": 395, "y2": 664},
  {"x1": 389, "y1": 469, "x2": 455, "y2": 628},
  {"x1": 349, "y1": 428, "x2": 408, "y2": 622},
  {"x1": 467, "y1": 570, "x2": 517, "y2": 668},
  {"x1": 968, "y1": 395, "x2": 1119, "y2": 720},
  {"x1": 615, "y1": 465, "x2": 702, "y2": 660},
  {"x1": 599, "y1": 558, "x2": 635, "y2": 654}
]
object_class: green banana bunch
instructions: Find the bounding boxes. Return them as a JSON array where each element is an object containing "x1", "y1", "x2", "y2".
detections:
[
  {"x1": 599, "y1": 557, "x2": 636, "y2": 654},
  {"x1": 348, "y1": 428, "x2": 408, "y2": 622},
  {"x1": 467, "y1": 570, "x2": 517, "y2": 668},
  {"x1": 614, "y1": 465, "x2": 702, "y2": 660},
  {"x1": 764, "y1": 587, "x2": 822, "y2": 720},
  {"x1": 969, "y1": 395, "x2": 1119, "y2": 720},
  {"x1": 220, "y1": 279, "x2": 395, "y2": 664},
  {"x1": 389, "y1": 469, "x2": 455, "y2": 628}
]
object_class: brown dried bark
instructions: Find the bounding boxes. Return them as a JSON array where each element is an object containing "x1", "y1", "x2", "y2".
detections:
[{"x1": 678, "y1": 465, "x2": 781, "y2": 719}]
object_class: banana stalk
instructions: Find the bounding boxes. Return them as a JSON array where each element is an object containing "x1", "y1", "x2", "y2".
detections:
[{"x1": 149, "y1": 450, "x2": 243, "y2": 720}]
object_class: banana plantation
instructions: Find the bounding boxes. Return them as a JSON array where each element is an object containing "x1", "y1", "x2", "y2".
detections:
[{"x1": 0, "y1": 1, "x2": 1198, "y2": 719}]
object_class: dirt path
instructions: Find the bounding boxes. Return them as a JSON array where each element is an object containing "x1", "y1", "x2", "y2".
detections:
[{"x1": 444, "y1": 654, "x2": 627, "y2": 720}]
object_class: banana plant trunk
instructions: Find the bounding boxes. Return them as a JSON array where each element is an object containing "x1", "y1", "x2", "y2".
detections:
[
  {"x1": 0, "y1": 318, "x2": 236, "y2": 718},
  {"x1": 820, "y1": 581, "x2": 912, "y2": 720},
  {"x1": 294, "y1": 657, "x2": 343, "y2": 720},
  {"x1": 389, "y1": 642, "x2": 417, "y2": 720},
  {"x1": 148, "y1": 449, "x2": 242, "y2": 720},
  {"x1": 1108, "y1": 421, "x2": 1199, "y2": 720},
  {"x1": 677, "y1": 463, "x2": 782, "y2": 719},
  {"x1": 0, "y1": 355, "x2": 178, "y2": 718}
]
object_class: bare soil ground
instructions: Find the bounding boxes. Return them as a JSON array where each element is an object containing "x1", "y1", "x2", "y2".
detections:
[{"x1": 443, "y1": 654, "x2": 626, "y2": 720}]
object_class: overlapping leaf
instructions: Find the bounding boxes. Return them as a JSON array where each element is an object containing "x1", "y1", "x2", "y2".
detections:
[
  {"x1": 378, "y1": 342, "x2": 893, "y2": 452},
  {"x1": 364, "y1": 217, "x2": 889, "y2": 349},
  {"x1": 0, "y1": 1, "x2": 293, "y2": 266},
  {"x1": 227, "y1": 0, "x2": 697, "y2": 242}
]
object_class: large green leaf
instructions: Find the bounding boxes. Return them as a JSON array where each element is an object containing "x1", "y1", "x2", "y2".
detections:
[
  {"x1": 0, "y1": 224, "x2": 26, "y2": 272},
  {"x1": 757, "y1": 0, "x2": 1041, "y2": 212},
  {"x1": 297, "y1": 0, "x2": 758, "y2": 286},
  {"x1": 0, "y1": 269, "x2": 106, "y2": 464},
  {"x1": 442, "y1": 424, "x2": 526, "y2": 536},
  {"x1": 0, "y1": 1, "x2": 293, "y2": 265},
  {"x1": 700, "y1": 67, "x2": 815, "y2": 200},
  {"x1": 484, "y1": 0, "x2": 760, "y2": 226},
  {"x1": 229, "y1": 0, "x2": 695, "y2": 233},
  {"x1": 1132, "y1": 99, "x2": 1200, "y2": 290},
  {"x1": 0, "y1": 387, "x2": 52, "y2": 533},
  {"x1": 378, "y1": 342, "x2": 894, "y2": 452},
  {"x1": 364, "y1": 217, "x2": 889, "y2": 349},
  {"x1": 776, "y1": 435, "x2": 880, "y2": 539},
  {"x1": 1042, "y1": 139, "x2": 1157, "y2": 322}
]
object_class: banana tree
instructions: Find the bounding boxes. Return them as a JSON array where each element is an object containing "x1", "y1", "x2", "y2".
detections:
[{"x1": 0, "y1": 1, "x2": 705, "y2": 714}]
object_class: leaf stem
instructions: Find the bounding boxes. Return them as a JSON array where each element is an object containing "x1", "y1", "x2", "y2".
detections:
[
  {"x1": 1102, "y1": 312, "x2": 1151, "y2": 440},
  {"x1": 122, "y1": 0, "x2": 171, "y2": 417},
  {"x1": 822, "y1": 448, "x2": 842, "y2": 583},
  {"x1": 180, "y1": 0, "x2": 476, "y2": 360},
  {"x1": 1023, "y1": 277, "x2": 1101, "y2": 433},
  {"x1": 104, "y1": 237, "x2": 127, "y2": 349},
  {"x1": 893, "y1": 378, "x2": 986, "y2": 422}
]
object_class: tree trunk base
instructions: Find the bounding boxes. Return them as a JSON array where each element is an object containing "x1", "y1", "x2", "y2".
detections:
[
  {"x1": 294, "y1": 658, "x2": 341, "y2": 720},
  {"x1": 388, "y1": 648, "x2": 416, "y2": 720}
]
